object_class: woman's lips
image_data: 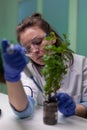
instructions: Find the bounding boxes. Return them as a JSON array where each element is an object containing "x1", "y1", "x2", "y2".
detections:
[{"x1": 37, "y1": 55, "x2": 43, "y2": 60}]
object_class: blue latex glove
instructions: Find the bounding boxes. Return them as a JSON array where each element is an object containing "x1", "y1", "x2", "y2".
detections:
[
  {"x1": 56, "y1": 92, "x2": 76, "y2": 117},
  {"x1": 1, "y1": 39, "x2": 28, "y2": 82}
]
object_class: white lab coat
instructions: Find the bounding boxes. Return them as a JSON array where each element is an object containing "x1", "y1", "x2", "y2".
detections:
[{"x1": 21, "y1": 53, "x2": 87, "y2": 107}]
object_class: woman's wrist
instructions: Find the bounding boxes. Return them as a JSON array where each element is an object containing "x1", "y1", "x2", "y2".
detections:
[{"x1": 75, "y1": 104, "x2": 87, "y2": 118}]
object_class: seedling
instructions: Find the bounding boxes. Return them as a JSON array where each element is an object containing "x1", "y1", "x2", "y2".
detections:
[{"x1": 42, "y1": 32, "x2": 73, "y2": 102}]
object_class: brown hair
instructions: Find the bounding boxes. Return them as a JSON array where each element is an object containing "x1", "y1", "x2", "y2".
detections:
[
  {"x1": 16, "y1": 13, "x2": 73, "y2": 65},
  {"x1": 16, "y1": 13, "x2": 62, "y2": 45}
]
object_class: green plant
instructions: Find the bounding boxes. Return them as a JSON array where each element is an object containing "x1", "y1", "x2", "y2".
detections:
[{"x1": 42, "y1": 32, "x2": 73, "y2": 102}]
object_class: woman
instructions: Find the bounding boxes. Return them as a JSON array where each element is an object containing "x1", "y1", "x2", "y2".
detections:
[{"x1": 1, "y1": 13, "x2": 87, "y2": 118}]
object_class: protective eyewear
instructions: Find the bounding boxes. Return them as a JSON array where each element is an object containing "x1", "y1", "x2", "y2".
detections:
[{"x1": 23, "y1": 36, "x2": 46, "y2": 54}]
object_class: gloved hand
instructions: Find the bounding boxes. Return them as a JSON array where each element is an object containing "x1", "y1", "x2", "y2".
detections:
[
  {"x1": 56, "y1": 92, "x2": 76, "y2": 117},
  {"x1": 1, "y1": 39, "x2": 28, "y2": 82}
]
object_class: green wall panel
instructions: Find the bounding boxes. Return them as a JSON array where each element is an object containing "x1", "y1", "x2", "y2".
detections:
[
  {"x1": 77, "y1": 0, "x2": 87, "y2": 56},
  {"x1": 0, "y1": 0, "x2": 20, "y2": 43},
  {"x1": 43, "y1": 0, "x2": 69, "y2": 37},
  {"x1": 18, "y1": 0, "x2": 37, "y2": 22}
]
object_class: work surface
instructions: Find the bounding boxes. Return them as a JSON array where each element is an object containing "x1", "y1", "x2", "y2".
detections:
[{"x1": 0, "y1": 93, "x2": 87, "y2": 130}]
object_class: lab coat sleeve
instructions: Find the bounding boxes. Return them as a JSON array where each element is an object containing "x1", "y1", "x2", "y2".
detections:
[
  {"x1": 81, "y1": 57, "x2": 87, "y2": 110},
  {"x1": 10, "y1": 72, "x2": 39, "y2": 119},
  {"x1": 81, "y1": 101, "x2": 87, "y2": 110},
  {"x1": 20, "y1": 72, "x2": 39, "y2": 105},
  {"x1": 81, "y1": 57, "x2": 87, "y2": 102}
]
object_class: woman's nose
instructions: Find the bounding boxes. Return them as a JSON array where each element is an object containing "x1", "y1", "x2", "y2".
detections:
[{"x1": 31, "y1": 45, "x2": 39, "y2": 53}]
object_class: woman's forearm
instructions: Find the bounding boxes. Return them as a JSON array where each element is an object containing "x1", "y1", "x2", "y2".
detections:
[
  {"x1": 75, "y1": 104, "x2": 87, "y2": 117},
  {"x1": 6, "y1": 81, "x2": 28, "y2": 111}
]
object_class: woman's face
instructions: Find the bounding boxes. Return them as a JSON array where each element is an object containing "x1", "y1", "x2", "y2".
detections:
[{"x1": 20, "y1": 26, "x2": 53, "y2": 65}]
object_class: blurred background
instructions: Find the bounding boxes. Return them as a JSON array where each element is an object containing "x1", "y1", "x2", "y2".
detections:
[
  {"x1": 0, "y1": 0, "x2": 87, "y2": 55},
  {"x1": 0, "y1": 0, "x2": 87, "y2": 93}
]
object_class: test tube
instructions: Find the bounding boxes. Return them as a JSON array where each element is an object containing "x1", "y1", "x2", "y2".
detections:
[
  {"x1": 6, "y1": 44, "x2": 14, "y2": 54},
  {"x1": 0, "y1": 108, "x2": 1, "y2": 116}
]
